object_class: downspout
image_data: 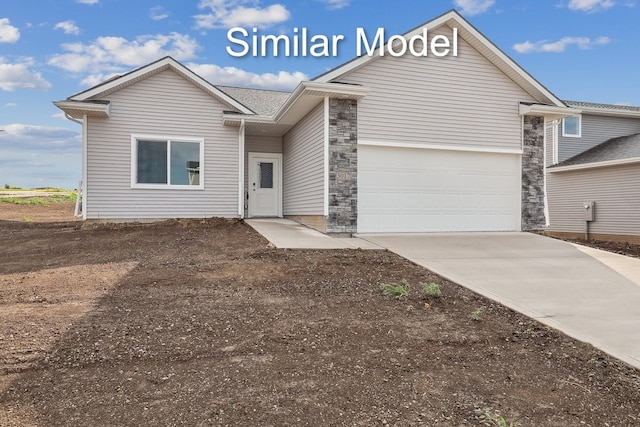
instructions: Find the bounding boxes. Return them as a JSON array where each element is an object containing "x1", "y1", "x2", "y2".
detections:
[
  {"x1": 81, "y1": 114, "x2": 87, "y2": 220},
  {"x1": 543, "y1": 118, "x2": 550, "y2": 227},
  {"x1": 238, "y1": 119, "x2": 245, "y2": 219},
  {"x1": 323, "y1": 97, "x2": 330, "y2": 217},
  {"x1": 64, "y1": 113, "x2": 87, "y2": 220}
]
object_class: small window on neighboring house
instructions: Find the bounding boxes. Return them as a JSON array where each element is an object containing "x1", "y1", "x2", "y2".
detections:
[
  {"x1": 131, "y1": 135, "x2": 204, "y2": 189},
  {"x1": 562, "y1": 115, "x2": 581, "y2": 138}
]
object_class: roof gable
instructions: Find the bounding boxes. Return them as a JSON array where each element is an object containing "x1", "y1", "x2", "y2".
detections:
[
  {"x1": 313, "y1": 9, "x2": 563, "y2": 107},
  {"x1": 68, "y1": 56, "x2": 253, "y2": 114}
]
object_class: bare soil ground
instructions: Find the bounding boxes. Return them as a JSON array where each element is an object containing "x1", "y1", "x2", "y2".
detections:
[{"x1": 1, "y1": 201, "x2": 640, "y2": 426}]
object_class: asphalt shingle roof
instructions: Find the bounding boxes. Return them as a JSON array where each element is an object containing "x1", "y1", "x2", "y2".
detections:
[
  {"x1": 215, "y1": 86, "x2": 291, "y2": 116},
  {"x1": 554, "y1": 133, "x2": 640, "y2": 168},
  {"x1": 563, "y1": 100, "x2": 640, "y2": 113}
]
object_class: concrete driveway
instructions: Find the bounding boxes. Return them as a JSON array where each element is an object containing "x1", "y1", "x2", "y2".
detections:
[{"x1": 358, "y1": 232, "x2": 640, "y2": 370}]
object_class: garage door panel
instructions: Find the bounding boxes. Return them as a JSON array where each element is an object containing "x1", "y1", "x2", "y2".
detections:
[{"x1": 358, "y1": 145, "x2": 521, "y2": 232}]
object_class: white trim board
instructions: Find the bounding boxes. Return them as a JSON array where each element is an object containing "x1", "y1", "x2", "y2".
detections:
[
  {"x1": 549, "y1": 157, "x2": 640, "y2": 173},
  {"x1": 358, "y1": 139, "x2": 523, "y2": 155}
]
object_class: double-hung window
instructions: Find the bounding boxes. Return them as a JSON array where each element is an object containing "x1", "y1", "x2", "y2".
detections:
[
  {"x1": 131, "y1": 135, "x2": 204, "y2": 189},
  {"x1": 562, "y1": 115, "x2": 581, "y2": 138}
]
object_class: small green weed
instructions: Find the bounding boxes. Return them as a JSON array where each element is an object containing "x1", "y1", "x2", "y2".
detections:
[
  {"x1": 475, "y1": 407, "x2": 521, "y2": 427},
  {"x1": 471, "y1": 307, "x2": 484, "y2": 321},
  {"x1": 22, "y1": 216, "x2": 33, "y2": 223},
  {"x1": 380, "y1": 279, "x2": 411, "y2": 299},
  {"x1": 420, "y1": 282, "x2": 442, "y2": 297},
  {"x1": 306, "y1": 261, "x2": 318, "y2": 273}
]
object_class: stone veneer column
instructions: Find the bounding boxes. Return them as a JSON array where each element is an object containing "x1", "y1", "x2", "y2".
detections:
[
  {"x1": 522, "y1": 115, "x2": 546, "y2": 230},
  {"x1": 327, "y1": 99, "x2": 358, "y2": 235}
]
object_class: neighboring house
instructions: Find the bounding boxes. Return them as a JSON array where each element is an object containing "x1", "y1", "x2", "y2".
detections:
[
  {"x1": 55, "y1": 10, "x2": 584, "y2": 234},
  {"x1": 546, "y1": 103, "x2": 640, "y2": 242}
]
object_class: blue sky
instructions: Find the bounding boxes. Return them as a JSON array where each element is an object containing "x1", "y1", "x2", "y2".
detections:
[{"x1": 1, "y1": 0, "x2": 638, "y2": 189}]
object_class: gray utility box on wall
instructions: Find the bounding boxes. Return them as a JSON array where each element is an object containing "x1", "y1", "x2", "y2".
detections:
[{"x1": 583, "y1": 201, "x2": 595, "y2": 222}]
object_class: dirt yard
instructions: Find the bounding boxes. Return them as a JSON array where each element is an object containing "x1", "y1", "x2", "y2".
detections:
[{"x1": 1, "y1": 201, "x2": 639, "y2": 426}]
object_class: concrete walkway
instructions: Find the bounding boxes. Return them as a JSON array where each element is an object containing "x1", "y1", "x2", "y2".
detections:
[
  {"x1": 358, "y1": 232, "x2": 640, "y2": 370},
  {"x1": 245, "y1": 219, "x2": 381, "y2": 249}
]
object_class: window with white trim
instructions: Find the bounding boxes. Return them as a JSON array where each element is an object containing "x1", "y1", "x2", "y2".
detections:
[
  {"x1": 131, "y1": 135, "x2": 204, "y2": 189},
  {"x1": 562, "y1": 115, "x2": 581, "y2": 138}
]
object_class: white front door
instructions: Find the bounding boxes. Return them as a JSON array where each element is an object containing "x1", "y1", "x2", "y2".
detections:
[{"x1": 248, "y1": 152, "x2": 282, "y2": 218}]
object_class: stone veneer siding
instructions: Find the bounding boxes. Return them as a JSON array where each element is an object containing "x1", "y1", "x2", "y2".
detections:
[
  {"x1": 522, "y1": 115, "x2": 546, "y2": 230},
  {"x1": 327, "y1": 99, "x2": 358, "y2": 234}
]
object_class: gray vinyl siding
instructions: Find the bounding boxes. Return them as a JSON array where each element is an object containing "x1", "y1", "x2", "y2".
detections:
[
  {"x1": 85, "y1": 69, "x2": 240, "y2": 219},
  {"x1": 282, "y1": 102, "x2": 324, "y2": 215},
  {"x1": 244, "y1": 135, "x2": 282, "y2": 215},
  {"x1": 547, "y1": 164, "x2": 640, "y2": 235},
  {"x1": 558, "y1": 114, "x2": 640, "y2": 162},
  {"x1": 544, "y1": 119, "x2": 555, "y2": 167},
  {"x1": 335, "y1": 26, "x2": 536, "y2": 151}
]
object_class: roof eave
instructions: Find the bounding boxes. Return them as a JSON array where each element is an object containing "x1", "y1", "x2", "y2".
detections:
[
  {"x1": 274, "y1": 81, "x2": 369, "y2": 124},
  {"x1": 222, "y1": 114, "x2": 273, "y2": 126},
  {"x1": 53, "y1": 100, "x2": 111, "y2": 119},
  {"x1": 549, "y1": 157, "x2": 640, "y2": 173},
  {"x1": 574, "y1": 108, "x2": 640, "y2": 118},
  {"x1": 519, "y1": 103, "x2": 582, "y2": 120}
]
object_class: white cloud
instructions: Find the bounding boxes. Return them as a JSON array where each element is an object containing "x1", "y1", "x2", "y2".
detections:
[
  {"x1": 567, "y1": 0, "x2": 615, "y2": 12},
  {"x1": 195, "y1": 0, "x2": 290, "y2": 29},
  {"x1": 48, "y1": 32, "x2": 199, "y2": 85},
  {"x1": 76, "y1": 0, "x2": 99, "y2": 4},
  {"x1": 513, "y1": 36, "x2": 610, "y2": 53},
  {"x1": 0, "y1": 18, "x2": 20, "y2": 43},
  {"x1": 0, "y1": 124, "x2": 82, "y2": 188},
  {"x1": 0, "y1": 57, "x2": 52, "y2": 91},
  {"x1": 54, "y1": 20, "x2": 80, "y2": 35},
  {"x1": 187, "y1": 62, "x2": 307, "y2": 91},
  {"x1": 318, "y1": 0, "x2": 350, "y2": 9},
  {"x1": 453, "y1": 0, "x2": 495, "y2": 15},
  {"x1": 80, "y1": 72, "x2": 121, "y2": 87},
  {"x1": 1, "y1": 124, "x2": 79, "y2": 147},
  {"x1": 150, "y1": 6, "x2": 170, "y2": 20},
  {"x1": 3, "y1": 102, "x2": 17, "y2": 107}
]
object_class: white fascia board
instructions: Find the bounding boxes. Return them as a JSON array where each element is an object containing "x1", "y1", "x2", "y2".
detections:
[
  {"x1": 359, "y1": 139, "x2": 523, "y2": 155},
  {"x1": 575, "y1": 108, "x2": 640, "y2": 118},
  {"x1": 273, "y1": 81, "x2": 369, "y2": 122},
  {"x1": 549, "y1": 157, "x2": 640, "y2": 173},
  {"x1": 222, "y1": 114, "x2": 273, "y2": 126},
  {"x1": 68, "y1": 57, "x2": 253, "y2": 115},
  {"x1": 53, "y1": 101, "x2": 111, "y2": 118},
  {"x1": 519, "y1": 103, "x2": 582, "y2": 119}
]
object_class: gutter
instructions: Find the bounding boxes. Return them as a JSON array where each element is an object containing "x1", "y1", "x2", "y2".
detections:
[
  {"x1": 519, "y1": 103, "x2": 582, "y2": 119},
  {"x1": 549, "y1": 156, "x2": 640, "y2": 173}
]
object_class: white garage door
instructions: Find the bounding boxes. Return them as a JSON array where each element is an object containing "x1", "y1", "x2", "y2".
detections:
[{"x1": 358, "y1": 145, "x2": 521, "y2": 232}]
